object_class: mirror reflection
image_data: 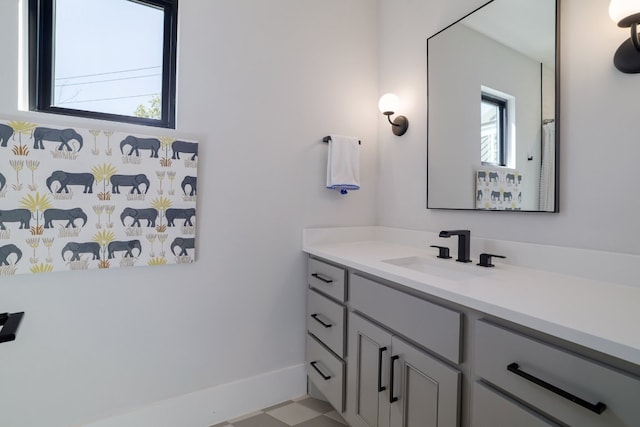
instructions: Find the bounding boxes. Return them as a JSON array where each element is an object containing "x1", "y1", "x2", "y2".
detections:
[{"x1": 427, "y1": 0, "x2": 558, "y2": 212}]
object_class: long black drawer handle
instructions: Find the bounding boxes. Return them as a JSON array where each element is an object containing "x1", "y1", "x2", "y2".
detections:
[
  {"x1": 310, "y1": 361, "x2": 331, "y2": 381},
  {"x1": 311, "y1": 273, "x2": 333, "y2": 284},
  {"x1": 507, "y1": 363, "x2": 606, "y2": 414},
  {"x1": 390, "y1": 355, "x2": 400, "y2": 403},
  {"x1": 0, "y1": 312, "x2": 24, "y2": 344},
  {"x1": 310, "y1": 313, "x2": 332, "y2": 328},
  {"x1": 378, "y1": 346, "x2": 387, "y2": 392}
]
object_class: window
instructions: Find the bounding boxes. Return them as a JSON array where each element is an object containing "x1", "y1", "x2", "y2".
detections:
[
  {"x1": 29, "y1": 0, "x2": 178, "y2": 128},
  {"x1": 480, "y1": 93, "x2": 507, "y2": 167}
]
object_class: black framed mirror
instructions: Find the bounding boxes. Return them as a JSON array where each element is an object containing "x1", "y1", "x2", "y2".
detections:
[{"x1": 427, "y1": 0, "x2": 559, "y2": 212}]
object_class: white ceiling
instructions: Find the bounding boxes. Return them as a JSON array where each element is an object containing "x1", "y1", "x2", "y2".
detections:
[{"x1": 462, "y1": 0, "x2": 556, "y2": 66}]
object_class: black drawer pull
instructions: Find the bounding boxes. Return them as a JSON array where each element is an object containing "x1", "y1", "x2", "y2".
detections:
[
  {"x1": 390, "y1": 355, "x2": 400, "y2": 403},
  {"x1": 0, "y1": 312, "x2": 24, "y2": 344},
  {"x1": 310, "y1": 361, "x2": 331, "y2": 381},
  {"x1": 311, "y1": 273, "x2": 333, "y2": 284},
  {"x1": 378, "y1": 346, "x2": 387, "y2": 392},
  {"x1": 507, "y1": 363, "x2": 606, "y2": 414},
  {"x1": 310, "y1": 313, "x2": 332, "y2": 328}
]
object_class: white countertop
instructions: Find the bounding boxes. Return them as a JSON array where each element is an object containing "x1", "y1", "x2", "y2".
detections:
[{"x1": 303, "y1": 227, "x2": 640, "y2": 366}]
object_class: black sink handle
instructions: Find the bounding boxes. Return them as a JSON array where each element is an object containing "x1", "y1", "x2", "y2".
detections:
[
  {"x1": 477, "y1": 253, "x2": 506, "y2": 268},
  {"x1": 430, "y1": 245, "x2": 451, "y2": 259}
]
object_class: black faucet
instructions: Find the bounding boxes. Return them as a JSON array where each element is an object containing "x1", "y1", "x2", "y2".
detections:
[{"x1": 438, "y1": 230, "x2": 471, "y2": 263}]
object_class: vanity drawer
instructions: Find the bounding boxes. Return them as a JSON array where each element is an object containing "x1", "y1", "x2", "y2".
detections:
[
  {"x1": 475, "y1": 320, "x2": 640, "y2": 427},
  {"x1": 472, "y1": 382, "x2": 560, "y2": 427},
  {"x1": 350, "y1": 273, "x2": 462, "y2": 364},
  {"x1": 308, "y1": 258, "x2": 347, "y2": 302},
  {"x1": 307, "y1": 288, "x2": 346, "y2": 357},
  {"x1": 306, "y1": 333, "x2": 345, "y2": 412}
]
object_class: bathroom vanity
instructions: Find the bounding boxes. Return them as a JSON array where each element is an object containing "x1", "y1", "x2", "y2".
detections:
[{"x1": 303, "y1": 227, "x2": 640, "y2": 427}]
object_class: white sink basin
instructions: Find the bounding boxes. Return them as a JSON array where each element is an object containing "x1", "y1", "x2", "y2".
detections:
[{"x1": 382, "y1": 256, "x2": 487, "y2": 281}]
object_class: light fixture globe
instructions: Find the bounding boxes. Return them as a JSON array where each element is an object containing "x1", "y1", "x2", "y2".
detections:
[
  {"x1": 378, "y1": 93, "x2": 409, "y2": 136},
  {"x1": 378, "y1": 93, "x2": 400, "y2": 115},
  {"x1": 609, "y1": 0, "x2": 640, "y2": 26}
]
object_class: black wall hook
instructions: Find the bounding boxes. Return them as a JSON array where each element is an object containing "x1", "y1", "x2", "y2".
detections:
[{"x1": 0, "y1": 312, "x2": 24, "y2": 344}]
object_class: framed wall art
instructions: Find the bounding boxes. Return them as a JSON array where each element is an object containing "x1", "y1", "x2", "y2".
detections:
[{"x1": 0, "y1": 119, "x2": 198, "y2": 276}]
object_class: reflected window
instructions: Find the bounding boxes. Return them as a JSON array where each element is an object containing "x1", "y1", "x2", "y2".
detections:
[{"x1": 481, "y1": 93, "x2": 507, "y2": 166}]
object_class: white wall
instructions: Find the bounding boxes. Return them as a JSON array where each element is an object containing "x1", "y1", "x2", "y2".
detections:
[
  {"x1": 378, "y1": 0, "x2": 640, "y2": 254},
  {"x1": 0, "y1": 1, "x2": 379, "y2": 426}
]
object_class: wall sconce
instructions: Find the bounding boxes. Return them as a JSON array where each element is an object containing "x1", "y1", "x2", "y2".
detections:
[
  {"x1": 610, "y1": 0, "x2": 640, "y2": 73},
  {"x1": 378, "y1": 93, "x2": 409, "y2": 136}
]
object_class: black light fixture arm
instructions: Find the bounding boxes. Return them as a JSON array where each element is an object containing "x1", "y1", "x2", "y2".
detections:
[
  {"x1": 385, "y1": 112, "x2": 398, "y2": 126},
  {"x1": 383, "y1": 111, "x2": 409, "y2": 136},
  {"x1": 631, "y1": 22, "x2": 640, "y2": 51}
]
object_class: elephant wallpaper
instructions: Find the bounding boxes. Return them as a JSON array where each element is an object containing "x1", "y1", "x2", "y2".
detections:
[
  {"x1": 0, "y1": 119, "x2": 198, "y2": 276},
  {"x1": 475, "y1": 168, "x2": 523, "y2": 210}
]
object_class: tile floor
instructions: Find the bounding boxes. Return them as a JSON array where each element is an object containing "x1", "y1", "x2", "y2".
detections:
[{"x1": 209, "y1": 396, "x2": 347, "y2": 427}]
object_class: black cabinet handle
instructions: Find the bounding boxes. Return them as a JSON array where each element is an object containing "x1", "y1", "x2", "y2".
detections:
[
  {"x1": 310, "y1": 361, "x2": 331, "y2": 381},
  {"x1": 0, "y1": 312, "x2": 24, "y2": 344},
  {"x1": 311, "y1": 273, "x2": 333, "y2": 284},
  {"x1": 310, "y1": 313, "x2": 332, "y2": 328},
  {"x1": 507, "y1": 363, "x2": 606, "y2": 414},
  {"x1": 378, "y1": 346, "x2": 387, "y2": 392},
  {"x1": 389, "y1": 355, "x2": 400, "y2": 403}
]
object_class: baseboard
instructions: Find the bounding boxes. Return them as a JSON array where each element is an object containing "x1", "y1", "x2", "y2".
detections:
[{"x1": 79, "y1": 364, "x2": 307, "y2": 427}]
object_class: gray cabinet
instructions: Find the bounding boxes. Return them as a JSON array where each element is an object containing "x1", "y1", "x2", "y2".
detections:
[
  {"x1": 474, "y1": 320, "x2": 640, "y2": 427},
  {"x1": 308, "y1": 257, "x2": 347, "y2": 302},
  {"x1": 307, "y1": 288, "x2": 346, "y2": 357},
  {"x1": 348, "y1": 313, "x2": 461, "y2": 427},
  {"x1": 350, "y1": 274, "x2": 462, "y2": 364},
  {"x1": 348, "y1": 313, "x2": 392, "y2": 427},
  {"x1": 306, "y1": 258, "x2": 348, "y2": 412},
  {"x1": 306, "y1": 332, "x2": 346, "y2": 412},
  {"x1": 304, "y1": 255, "x2": 640, "y2": 426},
  {"x1": 389, "y1": 336, "x2": 461, "y2": 427}
]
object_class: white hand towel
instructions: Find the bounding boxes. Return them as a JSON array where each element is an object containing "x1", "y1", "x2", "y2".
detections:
[{"x1": 326, "y1": 135, "x2": 360, "y2": 194}]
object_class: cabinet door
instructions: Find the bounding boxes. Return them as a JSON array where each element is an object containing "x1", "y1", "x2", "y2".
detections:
[
  {"x1": 389, "y1": 337, "x2": 461, "y2": 427},
  {"x1": 348, "y1": 314, "x2": 392, "y2": 427}
]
